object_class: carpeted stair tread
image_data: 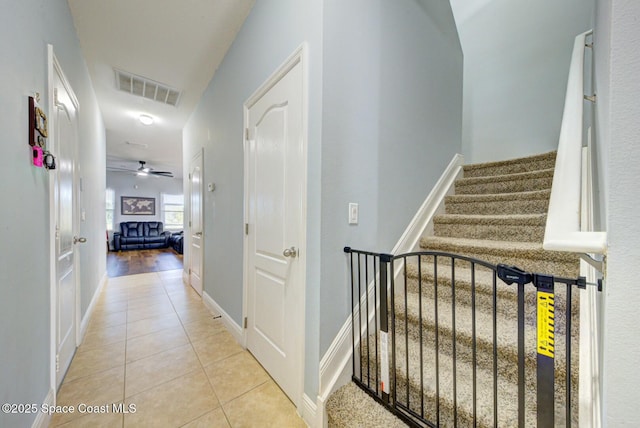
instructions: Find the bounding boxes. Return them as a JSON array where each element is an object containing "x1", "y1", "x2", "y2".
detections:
[
  {"x1": 434, "y1": 213, "x2": 546, "y2": 226},
  {"x1": 444, "y1": 190, "x2": 551, "y2": 215},
  {"x1": 433, "y1": 213, "x2": 546, "y2": 242},
  {"x1": 419, "y1": 236, "x2": 579, "y2": 278},
  {"x1": 326, "y1": 381, "x2": 408, "y2": 427},
  {"x1": 462, "y1": 151, "x2": 557, "y2": 178},
  {"x1": 455, "y1": 168, "x2": 554, "y2": 195}
]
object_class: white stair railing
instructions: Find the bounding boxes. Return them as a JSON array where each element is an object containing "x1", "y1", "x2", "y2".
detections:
[{"x1": 543, "y1": 29, "x2": 607, "y2": 255}]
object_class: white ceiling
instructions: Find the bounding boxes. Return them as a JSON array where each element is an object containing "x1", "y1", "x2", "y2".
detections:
[{"x1": 68, "y1": 0, "x2": 255, "y2": 179}]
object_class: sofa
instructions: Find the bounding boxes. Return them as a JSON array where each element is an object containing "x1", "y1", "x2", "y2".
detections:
[
  {"x1": 113, "y1": 221, "x2": 171, "y2": 251},
  {"x1": 169, "y1": 231, "x2": 184, "y2": 254}
]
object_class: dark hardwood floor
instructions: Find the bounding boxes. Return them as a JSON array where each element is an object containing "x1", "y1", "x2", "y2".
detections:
[{"x1": 107, "y1": 248, "x2": 183, "y2": 277}]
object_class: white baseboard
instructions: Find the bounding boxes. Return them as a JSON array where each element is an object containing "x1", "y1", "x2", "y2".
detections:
[
  {"x1": 31, "y1": 388, "x2": 54, "y2": 428},
  {"x1": 202, "y1": 291, "x2": 244, "y2": 346},
  {"x1": 79, "y1": 272, "x2": 108, "y2": 341},
  {"x1": 301, "y1": 393, "x2": 318, "y2": 427},
  {"x1": 319, "y1": 313, "x2": 353, "y2": 401},
  {"x1": 316, "y1": 153, "x2": 464, "y2": 420}
]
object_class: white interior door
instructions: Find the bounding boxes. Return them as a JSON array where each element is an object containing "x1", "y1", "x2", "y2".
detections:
[
  {"x1": 189, "y1": 151, "x2": 204, "y2": 296},
  {"x1": 52, "y1": 54, "x2": 80, "y2": 389},
  {"x1": 245, "y1": 52, "x2": 306, "y2": 404}
]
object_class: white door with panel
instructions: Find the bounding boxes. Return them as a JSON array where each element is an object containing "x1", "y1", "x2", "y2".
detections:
[
  {"x1": 245, "y1": 54, "x2": 305, "y2": 404},
  {"x1": 52, "y1": 55, "x2": 80, "y2": 389},
  {"x1": 190, "y1": 151, "x2": 204, "y2": 296}
]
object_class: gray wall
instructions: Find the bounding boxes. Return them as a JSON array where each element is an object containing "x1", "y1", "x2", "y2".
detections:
[
  {"x1": 0, "y1": 0, "x2": 106, "y2": 426},
  {"x1": 107, "y1": 171, "x2": 183, "y2": 243},
  {"x1": 456, "y1": 0, "x2": 594, "y2": 163},
  {"x1": 183, "y1": 0, "x2": 324, "y2": 399},
  {"x1": 594, "y1": 0, "x2": 640, "y2": 425},
  {"x1": 320, "y1": 0, "x2": 462, "y2": 352},
  {"x1": 184, "y1": 0, "x2": 462, "y2": 401}
]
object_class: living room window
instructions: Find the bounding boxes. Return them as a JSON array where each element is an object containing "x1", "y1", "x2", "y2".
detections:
[
  {"x1": 106, "y1": 188, "x2": 115, "y2": 231},
  {"x1": 161, "y1": 193, "x2": 184, "y2": 230}
]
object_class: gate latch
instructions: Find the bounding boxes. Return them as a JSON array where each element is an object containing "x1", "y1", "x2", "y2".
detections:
[{"x1": 497, "y1": 264, "x2": 532, "y2": 285}]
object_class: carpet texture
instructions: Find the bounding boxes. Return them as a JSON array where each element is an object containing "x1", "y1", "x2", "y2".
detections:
[{"x1": 327, "y1": 151, "x2": 581, "y2": 427}]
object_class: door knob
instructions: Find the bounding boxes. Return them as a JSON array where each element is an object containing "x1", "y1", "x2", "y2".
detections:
[
  {"x1": 283, "y1": 247, "x2": 297, "y2": 258},
  {"x1": 74, "y1": 236, "x2": 87, "y2": 244},
  {"x1": 195, "y1": 232, "x2": 203, "y2": 236}
]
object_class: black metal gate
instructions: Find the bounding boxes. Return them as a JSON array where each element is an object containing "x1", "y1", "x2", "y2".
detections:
[{"x1": 345, "y1": 247, "x2": 599, "y2": 427}]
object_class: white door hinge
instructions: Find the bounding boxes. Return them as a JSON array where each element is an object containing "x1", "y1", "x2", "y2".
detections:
[
  {"x1": 244, "y1": 317, "x2": 248, "y2": 329},
  {"x1": 55, "y1": 354, "x2": 60, "y2": 373},
  {"x1": 245, "y1": 223, "x2": 249, "y2": 235},
  {"x1": 245, "y1": 128, "x2": 249, "y2": 140}
]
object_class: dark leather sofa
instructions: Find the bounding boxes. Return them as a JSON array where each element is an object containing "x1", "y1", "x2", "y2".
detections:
[
  {"x1": 169, "y1": 231, "x2": 184, "y2": 254},
  {"x1": 113, "y1": 221, "x2": 171, "y2": 251}
]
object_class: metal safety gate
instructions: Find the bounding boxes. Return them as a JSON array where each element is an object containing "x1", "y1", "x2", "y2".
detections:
[{"x1": 345, "y1": 247, "x2": 600, "y2": 427}]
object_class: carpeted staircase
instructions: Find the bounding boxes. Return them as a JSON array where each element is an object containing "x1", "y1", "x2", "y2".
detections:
[{"x1": 327, "y1": 151, "x2": 581, "y2": 427}]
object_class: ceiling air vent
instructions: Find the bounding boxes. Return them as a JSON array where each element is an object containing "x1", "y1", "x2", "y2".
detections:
[{"x1": 114, "y1": 69, "x2": 182, "y2": 107}]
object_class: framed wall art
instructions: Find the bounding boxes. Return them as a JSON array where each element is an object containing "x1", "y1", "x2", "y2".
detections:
[{"x1": 121, "y1": 196, "x2": 155, "y2": 215}]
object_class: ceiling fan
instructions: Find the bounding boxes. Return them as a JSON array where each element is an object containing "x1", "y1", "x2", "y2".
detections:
[
  {"x1": 136, "y1": 161, "x2": 173, "y2": 177},
  {"x1": 107, "y1": 160, "x2": 174, "y2": 178}
]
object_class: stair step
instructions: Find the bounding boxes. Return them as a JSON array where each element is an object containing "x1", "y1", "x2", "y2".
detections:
[
  {"x1": 463, "y1": 151, "x2": 557, "y2": 178},
  {"x1": 433, "y1": 213, "x2": 546, "y2": 242},
  {"x1": 418, "y1": 236, "x2": 580, "y2": 278},
  {"x1": 444, "y1": 189, "x2": 551, "y2": 215},
  {"x1": 455, "y1": 168, "x2": 554, "y2": 195},
  {"x1": 326, "y1": 382, "x2": 408, "y2": 428}
]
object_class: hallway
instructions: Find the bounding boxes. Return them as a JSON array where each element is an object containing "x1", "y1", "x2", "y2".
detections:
[{"x1": 51, "y1": 270, "x2": 305, "y2": 427}]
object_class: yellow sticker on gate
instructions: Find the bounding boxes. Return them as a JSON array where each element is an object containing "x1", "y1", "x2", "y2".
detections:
[{"x1": 537, "y1": 291, "x2": 555, "y2": 358}]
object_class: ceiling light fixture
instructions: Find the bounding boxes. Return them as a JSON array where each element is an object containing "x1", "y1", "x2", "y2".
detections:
[{"x1": 139, "y1": 114, "x2": 154, "y2": 126}]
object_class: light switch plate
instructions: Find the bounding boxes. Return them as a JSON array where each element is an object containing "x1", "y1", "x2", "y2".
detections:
[{"x1": 348, "y1": 203, "x2": 358, "y2": 225}]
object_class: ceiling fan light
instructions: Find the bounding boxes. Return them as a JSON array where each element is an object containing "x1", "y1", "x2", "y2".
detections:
[
  {"x1": 139, "y1": 114, "x2": 154, "y2": 126},
  {"x1": 137, "y1": 171, "x2": 148, "y2": 176}
]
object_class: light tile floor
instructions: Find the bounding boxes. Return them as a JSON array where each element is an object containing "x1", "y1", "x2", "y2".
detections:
[{"x1": 51, "y1": 270, "x2": 306, "y2": 428}]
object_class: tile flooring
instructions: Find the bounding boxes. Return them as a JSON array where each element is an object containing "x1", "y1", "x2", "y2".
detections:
[{"x1": 51, "y1": 270, "x2": 306, "y2": 427}]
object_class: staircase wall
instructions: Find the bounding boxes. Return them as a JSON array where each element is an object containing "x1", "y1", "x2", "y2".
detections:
[
  {"x1": 453, "y1": 0, "x2": 595, "y2": 164},
  {"x1": 320, "y1": 0, "x2": 463, "y2": 360}
]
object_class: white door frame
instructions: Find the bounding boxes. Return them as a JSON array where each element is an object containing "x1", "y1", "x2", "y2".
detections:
[
  {"x1": 189, "y1": 148, "x2": 204, "y2": 295},
  {"x1": 242, "y1": 44, "x2": 309, "y2": 410},
  {"x1": 47, "y1": 44, "x2": 81, "y2": 395}
]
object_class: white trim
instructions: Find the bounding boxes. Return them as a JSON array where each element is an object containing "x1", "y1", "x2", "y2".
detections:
[
  {"x1": 317, "y1": 394, "x2": 328, "y2": 428},
  {"x1": 202, "y1": 291, "x2": 244, "y2": 345},
  {"x1": 188, "y1": 148, "x2": 204, "y2": 296},
  {"x1": 317, "y1": 153, "x2": 464, "y2": 406},
  {"x1": 319, "y1": 314, "x2": 353, "y2": 400},
  {"x1": 242, "y1": 44, "x2": 309, "y2": 412},
  {"x1": 79, "y1": 273, "x2": 108, "y2": 341},
  {"x1": 301, "y1": 393, "x2": 318, "y2": 427},
  {"x1": 48, "y1": 44, "x2": 81, "y2": 395},
  {"x1": 47, "y1": 43, "x2": 57, "y2": 407},
  {"x1": 31, "y1": 389, "x2": 54, "y2": 428},
  {"x1": 578, "y1": 140, "x2": 603, "y2": 427}
]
